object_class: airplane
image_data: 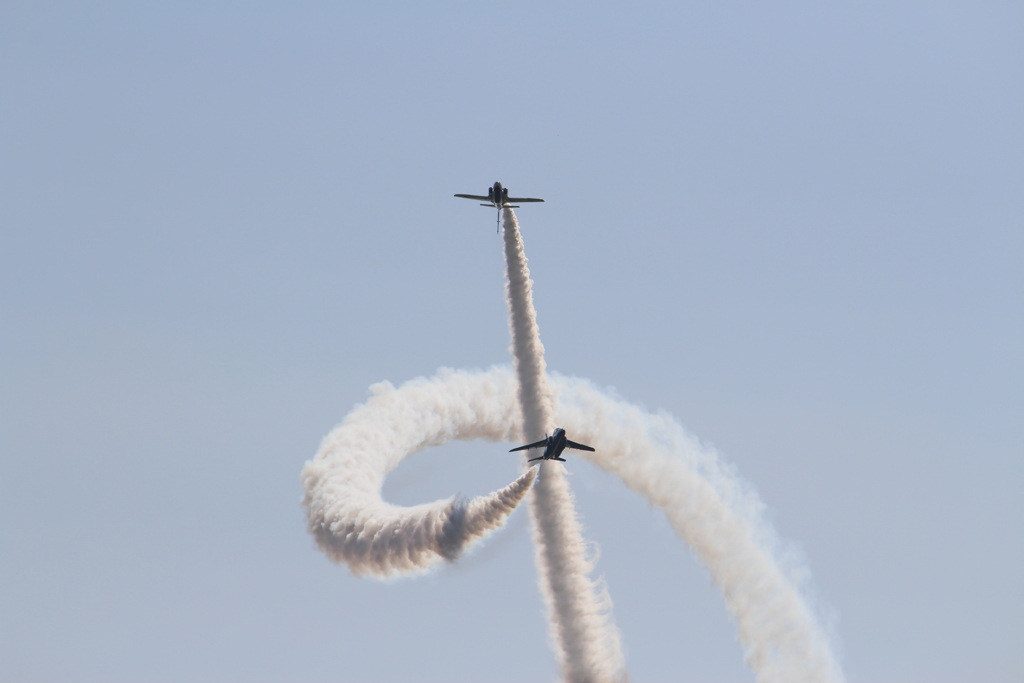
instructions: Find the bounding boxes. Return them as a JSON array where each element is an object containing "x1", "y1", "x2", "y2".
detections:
[
  {"x1": 509, "y1": 427, "x2": 595, "y2": 462},
  {"x1": 454, "y1": 182, "x2": 544, "y2": 231}
]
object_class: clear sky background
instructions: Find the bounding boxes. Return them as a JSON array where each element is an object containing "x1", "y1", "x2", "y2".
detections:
[{"x1": 1, "y1": 3, "x2": 1021, "y2": 682}]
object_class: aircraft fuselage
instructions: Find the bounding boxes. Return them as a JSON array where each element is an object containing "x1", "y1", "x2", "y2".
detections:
[
  {"x1": 491, "y1": 182, "x2": 506, "y2": 206},
  {"x1": 536, "y1": 428, "x2": 570, "y2": 461}
]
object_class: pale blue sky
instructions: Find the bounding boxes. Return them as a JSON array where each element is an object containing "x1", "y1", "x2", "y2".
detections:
[{"x1": 2, "y1": 3, "x2": 1021, "y2": 682}]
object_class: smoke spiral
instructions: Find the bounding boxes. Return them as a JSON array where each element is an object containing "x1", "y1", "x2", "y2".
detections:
[
  {"x1": 301, "y1": 366, "x2": 844, "y2": 682},
  {"x1": 301, "y1": 369, "x2": 537, "y2": 578}
]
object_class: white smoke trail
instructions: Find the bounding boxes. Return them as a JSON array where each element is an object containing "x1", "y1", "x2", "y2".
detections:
[
  {"x1": 502, "y1": 207, "x2": 627, "y2": 683},
  {"x1": 551, "y1": 375, "x2": 846, "y2": 683},
  {"x1": 301, "y1": 369, "x2": 537, "y2": 578},
  {"x1": 302, "y1": 367, "x2": 844, "y2": 681}
]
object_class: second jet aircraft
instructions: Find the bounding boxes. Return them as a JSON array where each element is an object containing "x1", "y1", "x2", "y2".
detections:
[{"x1": 510, "y1": 428, "x2": 595, "y2": 462}]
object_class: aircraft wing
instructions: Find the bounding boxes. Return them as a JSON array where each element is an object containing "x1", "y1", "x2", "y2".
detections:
[
  {"x1": 506, "y1": 197, "x2": 544, "y2": 203},
  {"x1": 565, "y1": 439, "x2": 595, "y2": 452},
  {"x1": 510, "y1": 439, "x2": 549, "y2": 452},
  {"x1": 454, "y1": 194, "x2": 492, "y2": 201}
]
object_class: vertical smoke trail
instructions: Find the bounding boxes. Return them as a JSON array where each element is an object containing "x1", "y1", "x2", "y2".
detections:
[{"x1": 502, "y1": 207, "x2": 627, "y2": 683}]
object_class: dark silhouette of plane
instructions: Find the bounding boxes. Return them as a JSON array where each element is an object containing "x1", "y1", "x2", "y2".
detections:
[
  {"x1": 509, "y1": 428, "x2": 595, "y2": 462},
  {"x1": 455, "y1": 182, "x2": 544, "y2": 231}
]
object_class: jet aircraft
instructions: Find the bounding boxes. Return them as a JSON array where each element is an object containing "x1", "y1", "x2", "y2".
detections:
[
  {"x1": 455, "y1": 182, "x2": 544, "y2": 231},
  {"x1": 509, "y1": 428, "x2": 595, "y2": 462}
]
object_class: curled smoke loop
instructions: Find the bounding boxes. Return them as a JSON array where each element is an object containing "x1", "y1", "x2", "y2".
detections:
[
  {"x1": 301, "y1": 370, "x2": 537, "y2": 578},
  {"x1": 301, "y1": 367, "x2": 844, "y2": 683}
]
